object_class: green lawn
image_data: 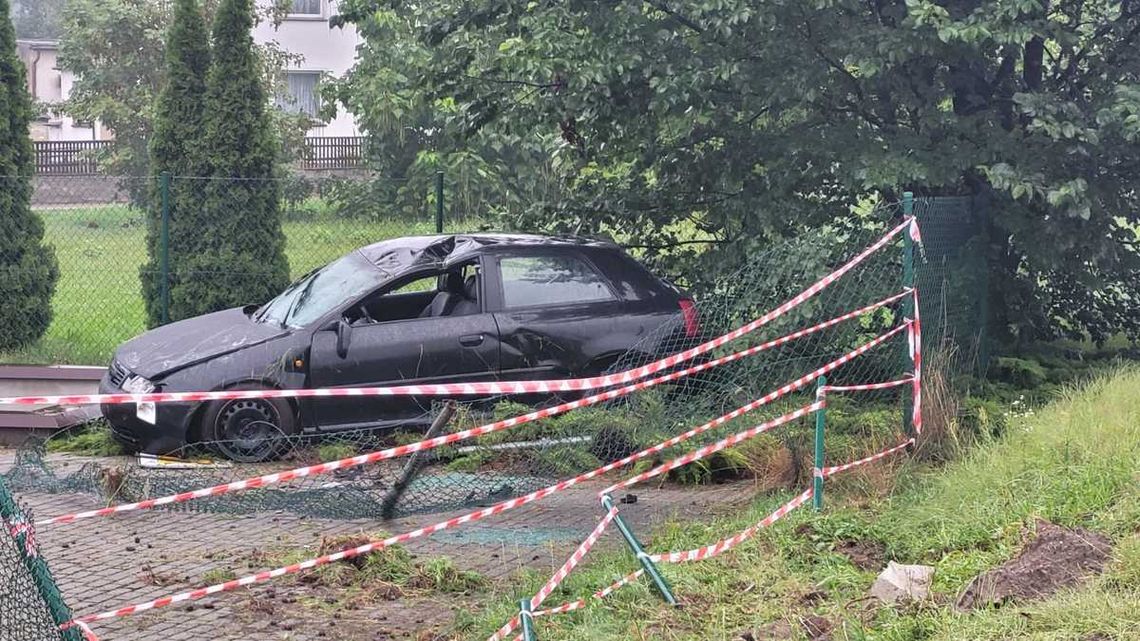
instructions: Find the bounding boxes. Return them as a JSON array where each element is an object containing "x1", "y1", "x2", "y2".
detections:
[
  {"x1": 2, "y1": 204, "x2": 465, "y2": 365},
  {"x1": 455, "y1": 368, "x2": 1140, "y2": 640}
]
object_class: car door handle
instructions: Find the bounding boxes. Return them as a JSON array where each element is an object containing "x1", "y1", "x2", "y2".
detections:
[{"x1": 459, "y1": 334, "x2": 485, "y2": 347}]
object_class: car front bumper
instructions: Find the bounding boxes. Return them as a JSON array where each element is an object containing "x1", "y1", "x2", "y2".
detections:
[{"x1": 99, "y1": 373, "x2": 197, "y2": 454}]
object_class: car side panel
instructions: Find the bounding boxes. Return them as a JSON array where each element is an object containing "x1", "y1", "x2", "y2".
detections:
[
  {"x1": 484, "y1": 247, "x2": 683, "y2": 384},
  {"x1": 306, "y1": 313, "x2": 502, "y2": 428}
]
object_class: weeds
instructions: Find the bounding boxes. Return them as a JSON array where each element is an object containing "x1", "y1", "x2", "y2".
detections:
[{"x1": 44, "y1": 422, "x2": 125, "y2": 456}]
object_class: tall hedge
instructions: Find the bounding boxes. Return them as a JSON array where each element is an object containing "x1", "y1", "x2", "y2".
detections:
[
  {"x1": 0, "y1": 0, "x2": 59, "y2": 350},
  {"x1": 140, "y1": 0, "x2": 210, "y2": 327},
  {"x1": 170, "y1": 0, "x2": 288, "y2": 320}
]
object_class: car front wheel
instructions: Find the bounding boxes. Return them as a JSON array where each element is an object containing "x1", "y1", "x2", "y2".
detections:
[{"x1": 201, "y1": 385, "x2": 298, "y2": 462}]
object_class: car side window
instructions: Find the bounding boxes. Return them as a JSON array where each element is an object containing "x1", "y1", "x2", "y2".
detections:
[{"x1": 499, "y1": 254, "x2": 614, "y2": 309}]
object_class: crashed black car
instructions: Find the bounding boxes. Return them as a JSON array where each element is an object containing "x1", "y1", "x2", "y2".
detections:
[{"x1": 102, "y1": 233, "x2": 700, "y2": 461}]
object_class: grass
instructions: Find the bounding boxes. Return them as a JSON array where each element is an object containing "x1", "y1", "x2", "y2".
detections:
[
  {"x1": 451, "y1": 368, "x2": 1140, "y2": 640},
  {"x1": 2, "y1": 204, "x2": 475, "y2": 365},
  {"x1": 44, "y1": 421, "x2": 126, "y2": 456}
]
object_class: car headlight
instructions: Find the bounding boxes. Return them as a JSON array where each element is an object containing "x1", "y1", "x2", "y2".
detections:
[{"x1": 122, "y1": 375, "x2": 156, "y2": 395}]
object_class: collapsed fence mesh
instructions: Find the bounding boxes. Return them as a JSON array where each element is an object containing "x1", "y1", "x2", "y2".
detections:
[
  {"x1": 0, "y1": 199, "x2": 982, "y2": 640},
  {"x1": 0, "y1": 478, "x2": 81, "y2": 641}
]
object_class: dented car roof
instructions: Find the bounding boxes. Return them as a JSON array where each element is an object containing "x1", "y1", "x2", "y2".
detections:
[{"x1": 357, "y1": 233, "x2": 618, "y2": 278}]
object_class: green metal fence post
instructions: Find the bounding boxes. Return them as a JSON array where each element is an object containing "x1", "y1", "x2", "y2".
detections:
[
  {"x1": 518, "y1": 598, "x2": 537, "y2": 641},
  {"x1": 434, "y1": 170, "x2": 444, "y2": 234},
  {"x1": 813, "y1": 375, "x2": 827, "y2": 511},
  {"x1": 600, "y1": 494, "x2": 678, "y2": 605},
  {"x1": 901, "y1": 191, "x2": 915, "y2": 438},
  {"x1": 159, "y1": 171, "x2": 172, "y2": 325}
]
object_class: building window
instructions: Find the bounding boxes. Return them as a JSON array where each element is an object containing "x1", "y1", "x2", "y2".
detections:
[
  {"x1": 289, "y1": 0, "x2": 322, "y2": 16},
  {"x1": 276, "y1": 71, "x2": 321, "y2": 118}
]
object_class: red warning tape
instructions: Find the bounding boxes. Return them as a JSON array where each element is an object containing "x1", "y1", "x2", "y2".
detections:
[
  {"x1": 601, "y1": 402, "x2": 824, "y2": 497},
  {"x1": 61, "y1": 325, "x2": 909, "y2": 629},
  {"x1": 74, "y1": 621, "x2": 100, "y2": 641},
  {"x1": 490, "y1": 433, "x2": 919, "y2": 636},
  {"x1": 821, "y1": 439, "x2": 914, "y2": 478},
  {"x1": 36, "y1": 295, "x2": 910, "y2": 528},
  {"x1": 531, "y1": 508, "x2": 617, "y2": 610},
  {"x1": 821, "y1": 378, "x2": 913, "y2": 394},
  {"x1": 535, "y1": 570, "x2": 644, "y2": 618},
  {"x1": 2, "y1": 219, "x2": 914, "y2": 409},
  {"x1": 650, "y1": 488, "x2": 815, "y2": 564}
]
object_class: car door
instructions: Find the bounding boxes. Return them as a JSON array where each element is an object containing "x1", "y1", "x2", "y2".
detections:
[
  {"x1": 306, "y1": 266, "x2": 501, "y2": 430},
  {"x1": 487, "y1": 249, "x2": 629, "y2": 389}
]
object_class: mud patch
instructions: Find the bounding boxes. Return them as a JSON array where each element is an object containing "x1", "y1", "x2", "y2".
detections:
[
  {"x1": 736, "y1": 615, "x2": 832, "y2": 641},
  {"x1": 956, "y1": 519, "x2": 1112, "y2": 611},
  {"x1": 834, "y1": 538, "x2": 885, "y2": 571}
]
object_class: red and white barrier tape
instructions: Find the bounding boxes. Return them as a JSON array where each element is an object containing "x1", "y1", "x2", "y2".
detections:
[
  {"x1": 37, "y1": 295, "x2": 909, "y2": 528},
  {"x1": 650, "y1": 489, "x2": 815, "y2": 564},
  {"x1": 532, "y1": 508, "x2": 617, "y2": 610},
  {"x1": 822, "y1": 439, "x2": 914, "y2": 478},
  {"x1": 62, "y1": 326, "x2": 909, "y2": 628},
  {"x1": 909, "y1": 289, "x2": 923, "y2": 436},
  {"x1": 6, "y1": 518, "x2": 38, "y2": 559},
  {"x1": 601, "y1": 402, "x2": 823, "y2": 497},
  {"x1": 74, "y1": 621, "x2": 100, "y2": 641},
  {"x1": 487, "y1": 509, "x2": 619, "y2": 641},
  {"x1": 486, "y1": 378, "x2": 917, "y2": 635},
  {"x1": 489, "y1": 431, "x2": 921, "y2": 631},
  {"x1": 652, "y1": 436, "x2": 916, "y2": 565},
  {"x1": 535, "y1": 570, "x2": 644, "y2": 618},
  {"x1": 0, "y1": 220, "x2": 914, "y2": 409},
  {"x1": 821, "y1": 378, "x2": 914, "y2": 394},
  {"x1": 487, "y1": 569, "x2": 647, "y2": 641}
]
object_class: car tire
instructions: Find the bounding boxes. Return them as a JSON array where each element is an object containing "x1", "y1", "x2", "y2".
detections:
[{"x1": 200, "y1": 384, "x2": 299, "y2": 463}]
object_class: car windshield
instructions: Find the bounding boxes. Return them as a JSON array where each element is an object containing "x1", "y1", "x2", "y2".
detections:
[{"x1": 256, "y1": 252, "x2": 382, "y2": 328}]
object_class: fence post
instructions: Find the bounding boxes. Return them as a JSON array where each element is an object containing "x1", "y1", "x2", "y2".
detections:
[
  {"x1": 600, "y1": 494, "x2": 678, "y2": 605},
  {"x1": 901, "y1": 191, "x2": 915, "y2": 437},
  {"x1": 813, "y1": 375, "x2": 827, "y2": 511},
  {"x1": 518, "y1": 598, "x2": 537, "y2": 641},
  {"x1": 160, "y1": 171, "x2": 172, "y2": 325},
  {"x1": 434, "y1": 170, "x2": 444, "y2": 234}
]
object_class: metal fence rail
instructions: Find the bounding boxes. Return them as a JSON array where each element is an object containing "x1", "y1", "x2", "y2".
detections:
[
  {"x1": 32, "y1": 138, "x2": 370, "y2": 174},
  {"x1": 300, "y1": 136, "x2": 365, "y2": 170},
  {"x1": 33, "y1": 141, "x2": 111, "y2": 175}
]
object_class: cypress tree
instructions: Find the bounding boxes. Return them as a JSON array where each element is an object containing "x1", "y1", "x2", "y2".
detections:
[
  {"x1": 172, "y1": 0, "x2": 289, "y2": 319},
  {"x1": 0, "y1": 0, "x2": 59, "y2": 349},
  {"x1": 140, "y1": 0, "x2": 210, "y2": 326}
]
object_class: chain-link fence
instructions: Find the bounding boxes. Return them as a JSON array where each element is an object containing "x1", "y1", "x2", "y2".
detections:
[
  {"x1": 2, "y1": 172, "x2": 490, "y2": 365},
  {"x1": 0, "y1": 477, "x2": 81, "y2": 641},
  {"x1": 0, "y1": 196, "x2": 985, "y2": 640}
]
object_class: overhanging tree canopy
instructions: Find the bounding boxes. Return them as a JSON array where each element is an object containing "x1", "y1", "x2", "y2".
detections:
[{"x1": 334, "y1": 0, "x2": 1140, "y2": 344}]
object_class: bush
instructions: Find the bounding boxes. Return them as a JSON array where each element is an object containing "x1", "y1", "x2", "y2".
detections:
[
  {"x1": 0, "y1": 4, "x2": 59, "y2": 349},
  {"x1": 140, "y1": 0, "x2": 210, "y2": 327},
  {"x1": 168, "y1": 0, "x2": 289, "y2": 319},
  {"x1": 991, "y1": 356, "x2": 1048, "y2": 388}
]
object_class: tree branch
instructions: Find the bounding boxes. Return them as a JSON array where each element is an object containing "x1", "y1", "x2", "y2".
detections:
[{"x1": 645, "y1": 0, "x2": 704, "y2": 34}]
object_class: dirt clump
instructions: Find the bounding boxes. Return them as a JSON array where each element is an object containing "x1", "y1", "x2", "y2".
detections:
[
  {"x1": 956, "y1": 519, "x2": 1112, "y2": 611},
  {"x1": 834, "y1": 538, "x2": 886, "y2": 571}
]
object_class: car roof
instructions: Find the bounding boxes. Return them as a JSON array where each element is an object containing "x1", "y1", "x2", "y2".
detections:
[{"x1": 357, "y1": 233, "x2": 619, "y2": 278}]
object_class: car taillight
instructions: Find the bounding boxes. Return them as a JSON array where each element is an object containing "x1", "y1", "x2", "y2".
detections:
[{"x1": 678, "y1": 298, "x2": 700, "y2": 338}]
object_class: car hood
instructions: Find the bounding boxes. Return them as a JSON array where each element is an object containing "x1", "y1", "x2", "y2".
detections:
[{"x1": 115, "y1": 308, "x2": 289, "y2": 380}]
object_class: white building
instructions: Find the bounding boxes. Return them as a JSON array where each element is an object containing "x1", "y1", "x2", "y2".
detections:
[
  {"x1": 255, "y1": 0, "x2": 362, "y2": 137},
  {"x1": 16, "y1": 39, "x2": 106, "y2": 142},
  {"x1": 20, "y1": 0, "x2": 362, "y2": 142}
]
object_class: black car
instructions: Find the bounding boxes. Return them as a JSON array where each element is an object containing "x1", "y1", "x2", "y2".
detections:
[{"x1": 101, "y1": 233, "x2": 700, "y2": 461}]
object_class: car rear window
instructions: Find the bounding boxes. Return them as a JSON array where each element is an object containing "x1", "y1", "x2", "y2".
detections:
[{"x1": 499, "y1": 254, "x2": 615, "y2": 308}]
